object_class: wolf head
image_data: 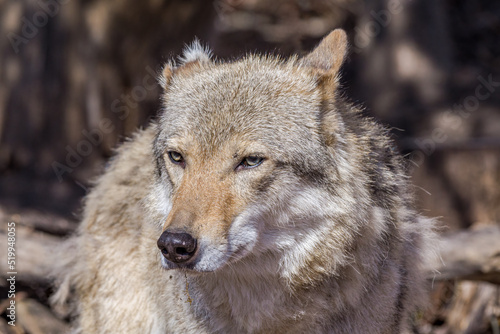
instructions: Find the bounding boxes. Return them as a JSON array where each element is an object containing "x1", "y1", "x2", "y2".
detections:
[{"x1": 152, "y1": 30, "x2": 363, "y2": 282}]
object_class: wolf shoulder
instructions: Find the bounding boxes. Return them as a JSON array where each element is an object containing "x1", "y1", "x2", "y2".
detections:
[{"x1": 80, "y1": 125, "x2": 159, "y2": 233}]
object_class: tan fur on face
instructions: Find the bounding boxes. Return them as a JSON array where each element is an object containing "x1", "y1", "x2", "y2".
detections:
[
  {"x1": 163, "y1": 149, "x2": 241, "y2": 241},
  {"x1": 162, "y1": 136, "x2": 270, "y2": 243}
]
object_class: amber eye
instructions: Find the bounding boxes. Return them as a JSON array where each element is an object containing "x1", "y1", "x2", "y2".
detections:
[
  {"x1": 167, "y1": 151, "x2": 184, "y2": 166},
  {"x1": 239, "y1": 156, "x2": 264, "y2": 169}
]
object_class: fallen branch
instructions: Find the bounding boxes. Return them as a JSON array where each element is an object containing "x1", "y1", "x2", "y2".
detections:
[
  {"x1": 432, "y1": 226, "x2": 500, "y2": 285},
  {"x1": 16, "y1": 297, "x2": 70, "y2": 334},
  {"x1": 1, "y1": 208, "x2": 76, "y2": 236}
]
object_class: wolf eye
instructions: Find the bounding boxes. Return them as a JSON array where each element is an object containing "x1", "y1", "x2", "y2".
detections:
[
  {"x1": 238, "y1": 156, "x2": 264, "y2": 169},
  {"x1": 167, "y1": 151, "x2": 184, "y2": 166}
]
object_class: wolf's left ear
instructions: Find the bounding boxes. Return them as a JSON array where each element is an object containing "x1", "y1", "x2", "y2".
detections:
[
  {"x1": 159, "y1": 39, "x2": 213, "y2": 90},
  {"x1": 301, "y1": 30, "x2": 348, "y2": 147},
  {"x1": 299, "y1": 29, "x2": 348, "y2": 81}
]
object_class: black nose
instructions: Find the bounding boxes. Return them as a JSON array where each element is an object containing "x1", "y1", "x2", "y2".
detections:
[{"x1": 157, "y1": 231, "x2": 197, "y2": 263}]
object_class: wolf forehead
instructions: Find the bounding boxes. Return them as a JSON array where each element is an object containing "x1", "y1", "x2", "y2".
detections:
[{"x1": 157, "y1": 55, "x2": 331, "y2": 152}]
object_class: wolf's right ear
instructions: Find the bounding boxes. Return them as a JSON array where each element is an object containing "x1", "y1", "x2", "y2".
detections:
[
  {"x1": 299, "y1": 29, "x2": 348, "y2": 83},
  {"x1": 159, "y1": 39, "x2": 213, "y2": 90}
]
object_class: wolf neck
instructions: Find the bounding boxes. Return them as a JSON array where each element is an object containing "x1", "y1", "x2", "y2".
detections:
[{"x1": 186, "y1": 254, "x2": 317, "y2": 333}]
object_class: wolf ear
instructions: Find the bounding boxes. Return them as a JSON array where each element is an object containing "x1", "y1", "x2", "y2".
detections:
[
  {"x1": 160, "y1": 39, "x2": 213, "y2": 90},
  {"x1": 301, "y1": 30, "x2": 348, "y2": 147},
  {"x1": 300, "y1": 29, "x2": 348, "y2": 79}
]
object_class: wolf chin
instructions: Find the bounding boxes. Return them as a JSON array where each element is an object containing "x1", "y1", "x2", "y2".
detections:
[{"x1": 52, "y1": 29, "x2": 435, "y2": 333}]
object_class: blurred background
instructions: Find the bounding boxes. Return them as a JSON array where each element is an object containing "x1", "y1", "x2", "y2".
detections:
[{"x1": 0, "y1": 0, "x2": 499, "y2": 333}]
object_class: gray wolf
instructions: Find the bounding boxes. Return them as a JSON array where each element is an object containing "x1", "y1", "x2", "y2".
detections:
[{"x1": 53, "y1": 29, "x2": 435, "y2": 333}]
